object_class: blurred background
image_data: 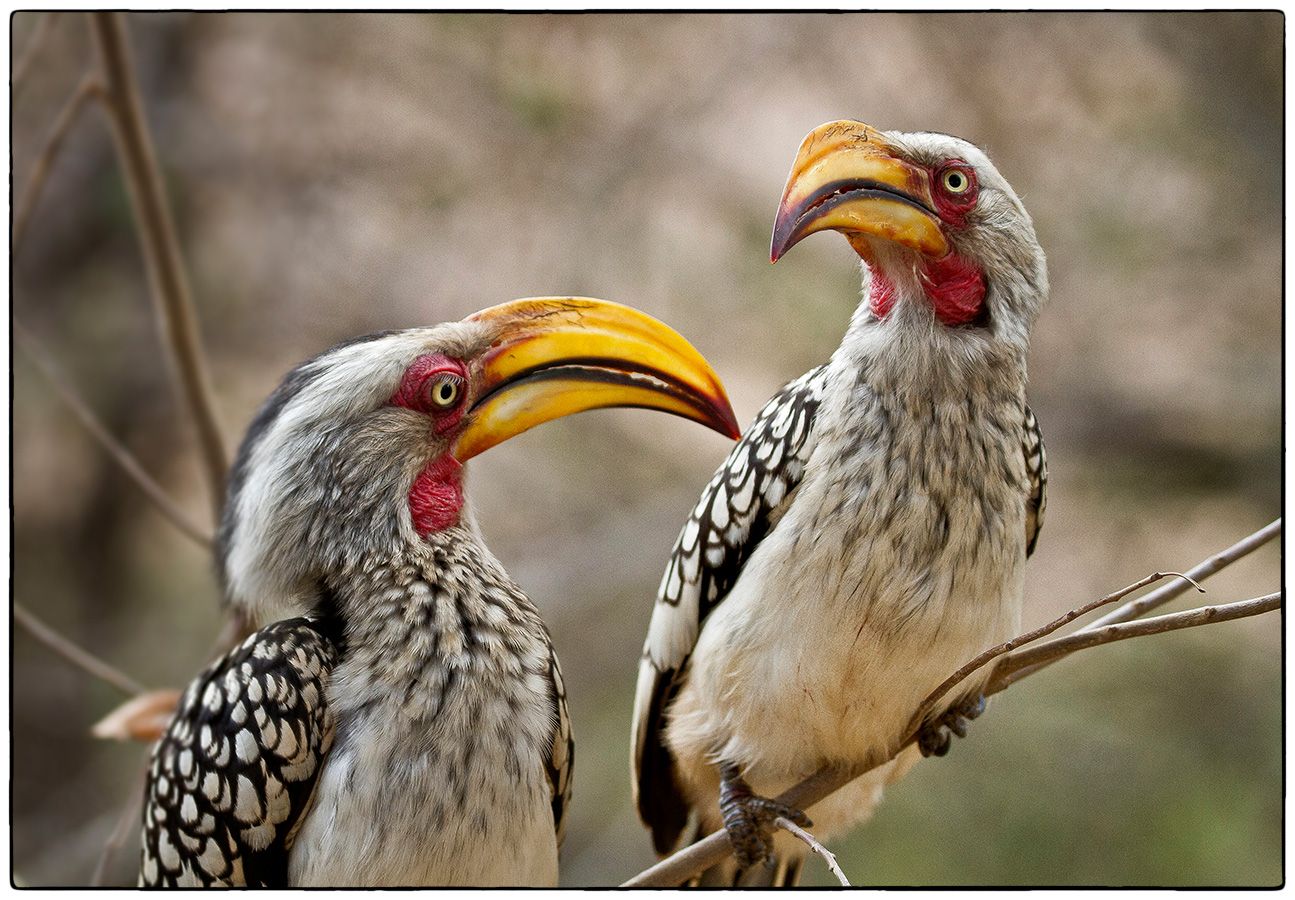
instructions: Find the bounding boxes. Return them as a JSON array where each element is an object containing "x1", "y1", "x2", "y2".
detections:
[{"x1": 11, "y1": 11, "x2": 1282, "y2": 887}]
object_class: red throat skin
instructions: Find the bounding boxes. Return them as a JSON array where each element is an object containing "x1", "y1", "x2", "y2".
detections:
[
  {"x1": 409, "y1": 454, "x2": 464, "y2": 536},
  {"x1": 922, "y1": 253, "x2": 986, "y2": 326},
  {"x1": 869, "y1": 255, "x2": 986, "y2": 327},
  {"x1": 869, "y1": 269, "x2": 897, "y2": 319}
]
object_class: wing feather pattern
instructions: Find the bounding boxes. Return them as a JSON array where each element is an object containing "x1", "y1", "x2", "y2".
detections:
[
  {"x1": 631, "y1": 367, "x2": 828, "y2": 854},
  {"x1": 139, "y1": 619, "x2": 336, "y2": 887},
  {"x1": 544, "y1": 646, "x2": 575, "y2": 848},
  {"x1": 1023, "y1": 405, "x2": 1047, "y2": 557}
]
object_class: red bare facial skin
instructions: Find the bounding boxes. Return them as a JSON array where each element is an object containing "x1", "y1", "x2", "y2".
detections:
[
  {"x1": 869, "y1": 268, "x2": 897, "y2": 320},
  {"x1": 390, "y1": 354, "x2": 470, "y2": 434},
  {"x1": 930, "y1": 160, "x2": 979, "y2": 228},
  {"x1": 868, "y1": 160, "x2": 988, "y2": 327},
  {"x1": 409, "y1": 454, "x2": 465, "y2": 535},
  {"x1": 921, "y1": 253, "x2": 986, "y2": 327},
  {"x1": 869, "y1": 257, "x2": 985, "y2": 327},
  {"x1": 391, "y1": 353, "x2": 470, "y2": 537}
]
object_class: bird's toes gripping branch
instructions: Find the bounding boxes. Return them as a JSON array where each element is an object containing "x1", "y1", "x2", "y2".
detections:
[
  {"x1": 718, "y1": 762, "x2": 812, "y2": 870},
  {"x1": 917, "y1": 692, "x2": 988, "y2": 758}
]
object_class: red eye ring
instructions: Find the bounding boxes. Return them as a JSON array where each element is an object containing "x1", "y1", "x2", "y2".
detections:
[
  {"x1": 391, "y1": 353, "x2": 469, "y2": 421},
  {"x1": 931, "y1": 161, "x2": 978, "y2": 227}
]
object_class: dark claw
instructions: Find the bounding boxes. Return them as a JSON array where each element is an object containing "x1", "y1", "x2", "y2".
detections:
[
  {"x1": 718, "y1": 764, "x2": 812, "y2": 869},
  {"x1": 918, "y1": 693, "x2": 986, "y2": 758}
]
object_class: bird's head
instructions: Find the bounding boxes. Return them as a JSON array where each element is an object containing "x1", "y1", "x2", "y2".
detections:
[
  {"x1": 771, "y1": 120, "x2": 1047, "y2": 352},
  {"x1": 217, "y1": 297, "x2": 739, "y2": 622}
]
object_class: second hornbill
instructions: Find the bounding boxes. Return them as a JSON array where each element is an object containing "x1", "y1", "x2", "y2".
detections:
[
  {"x1": 139, "y1": 297, "x2": 739, "y2": 887},
  {"x1": 632, "y1": 121, "x2": 1049, "y2": 884}
]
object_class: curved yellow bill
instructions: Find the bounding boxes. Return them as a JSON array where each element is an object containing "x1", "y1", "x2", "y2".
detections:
[
  {"x1": 770, "y1": 119, "x2": 948, "y2": 262},
  {"x1": 453, "y1": 297, "x2": 741, "y2": 461}
]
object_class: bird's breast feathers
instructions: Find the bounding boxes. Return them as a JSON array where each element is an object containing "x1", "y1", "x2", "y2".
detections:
[{"x1": 668, "y1": 389, "x2": 1029, "y2": 775}]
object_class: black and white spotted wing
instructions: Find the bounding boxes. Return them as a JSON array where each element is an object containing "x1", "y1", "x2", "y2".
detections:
[
  {"x1": 631, "y1": 366, "x2": 828, "y2": 854},
  {"x1": 1023, "y1": 405, "x2": 1047, "y2": 557},
  {"x1": 544, "y1": 645, "x2": 575, "y2": 849},
  {"x1": 139, "y1": 619, "x2": 336, "y2": 887}
]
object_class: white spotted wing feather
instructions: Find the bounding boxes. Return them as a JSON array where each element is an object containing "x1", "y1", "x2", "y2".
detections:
[
  {"x1": 139, "y1": 619, "x2": 336, "y2": 887},
  {"x1": 631, "y1": 366, "x2": 827, "y2": 853}
]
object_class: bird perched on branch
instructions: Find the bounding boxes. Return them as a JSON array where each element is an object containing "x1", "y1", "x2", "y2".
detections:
[
  {"x1": 632, "y1": 121, "x2": 1048, "y2": 885},
  {"x1": 139, "y1": 297, "x2": 739, "y2": 887}
]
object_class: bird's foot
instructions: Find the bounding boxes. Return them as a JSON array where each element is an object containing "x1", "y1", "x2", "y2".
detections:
[
  {"x1": 917, "y1": 693, "x2": 986, "y2": 757},
  {"x1": 718, "y1": 763, "x2": 812, "y2": 870}
]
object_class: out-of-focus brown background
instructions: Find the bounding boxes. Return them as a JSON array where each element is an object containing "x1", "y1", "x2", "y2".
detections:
[{"x1": 12, "y1": 12, "x2": 1281, "y2": 887}]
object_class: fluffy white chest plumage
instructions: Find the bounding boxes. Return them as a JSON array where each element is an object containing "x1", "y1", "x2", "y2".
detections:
[
  {"x1": 288, "y1": 668, "x2": 558, "y2": 886},
  {"x1": 288, "y1": 562, "x2": 564, "y2": 887},
  {"x1": 664, "y1": 344, "x2": 1030, "y2": 841}
]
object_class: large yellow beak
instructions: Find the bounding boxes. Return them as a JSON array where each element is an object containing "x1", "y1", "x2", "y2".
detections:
[
  {"x1": 770, "y1": 120, "x2": 948, "y2": 263},
  {"x1": 453, "y1": 297, "x2": 741, "y2": 461}
]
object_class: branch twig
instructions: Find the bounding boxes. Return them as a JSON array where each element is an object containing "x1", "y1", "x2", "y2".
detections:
[
  {"x1": 88, "y1": 12, "x2": 228, "y2": 520},
  {"x1": 904, "y1": 570, "x2": 1200, "y2": 736},
  {"x1": 14, "y1": 604, "x2": 147, "y2": 697},
  {"x1": 1006, "y1": 518, "x2": 1283, "y2": 686},
  {"x1": 991, "y1": 592, "x2": 1281, "y2": 687},
  {"x1": 12, "y1": 12, "x2": 59, "y2": 91},
  {"x1": 13, "y1": 70, "x2": 103, "y2": 251},
  {"x1": 91, "y1": 759, "x2": 147, "y2": 886},
  {"x1": 623, "y1": 521, "x2": 1282, "y2": 887},
  {"x1": 14, "y1": 320, "x2": 214, "y2": 547},
  {"x1": 775, "y1": 816, "x2": 850, "y2": 886},
  {"x1": 1084, "y1": 519, "x2": 1280, "y2": 630}
]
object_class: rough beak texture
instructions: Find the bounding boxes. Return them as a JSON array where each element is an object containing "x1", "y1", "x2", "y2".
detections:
[
  {"x1": 453, "y1": 297, "x2": 741, "y2": 461},
  {"x1": 770, "y1": 119, "x2": 949, "y2": 262}
]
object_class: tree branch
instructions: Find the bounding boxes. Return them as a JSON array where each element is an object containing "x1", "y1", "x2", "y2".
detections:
[
  {"x1": 91, "y1": 759, "x2": 147, "y2": 886},
  {"x1": 623, "y1": 523, "x2": 1282, "y2": 887},
  {"x1": 14, "y1": 320, "x2": 214, "y2": 547},
  {"x1": 88, "y1": 12, "x2": 228, "y2": 520},
  {"x1": 775, "y1": 816, "x2": 850, "y2": 886},
  {"x1": 905, "y1": 570, "x2": 1200, "y2": 736},
  {"x1": 14, "y1": 603, "x2": 147, "y2": 697},
  {"x1": 991, "y1": 592, "x2": 1281, "y2": 687},
  {"x1": 12, "y1": 12, "x2": 59, "y2": 91},
  {"x1": 1005, "y1": 518, "x2": 1282, "y2": 686},
  {"x1": 12, "y1": 70, "x2": 103, "y2": 251},
  {"x1": 1083, "y1": 518, "x2": 1280, "y2": 630}
]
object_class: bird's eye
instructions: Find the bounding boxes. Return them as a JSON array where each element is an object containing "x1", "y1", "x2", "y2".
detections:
[
  {"x1": 941, "y1": 168, "x2": 972, "y2": 194},
  {"x1": 425, "y1": 375, "x2": 463, "y2": 410}
]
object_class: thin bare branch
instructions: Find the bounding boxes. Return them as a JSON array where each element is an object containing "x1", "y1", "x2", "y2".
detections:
[
  {"x1": 88, "y1": 12, "x2": 228, "y2": 519},
  {"x1": 775, "y1": 816, "x2": 850, "y2": 886},
  {"x1": 14, "y1": 603, "x2": 147, "y2": 697},
  {"x1": 992, "y1": 592, "x2": 1282, "y2": 687},
  {"x1": 1083, "y1": 519, "x2": 1280, "y2": 631},
  {"x1": 904, "y1": 570, "x2": 1200, "y2": 736},
  {"x1": 12, "y1": 12, "x2": 59, "y2": 91},
  {"x1": 92, "y1": 760, "x2": 146, "y2": 886},
  {"x1": 13, "y1": 71, "x2": 104, "y2": 251},
  {"x1": 1005, "y1": 518, "x2": 1283, "y2": 686},
  {"x1": 14, "y1": 320, "x2": 214, "y2": 547},
  {"x1": 624, "y1": 579, "x2": 1280, "y2": 886}
]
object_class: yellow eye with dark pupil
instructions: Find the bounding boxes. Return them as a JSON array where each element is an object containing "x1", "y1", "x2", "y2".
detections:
[
  {"x1": 428, "y1": 376, "x2": 461, "y2": 408},
  {"x1": 943, "y1": 170, "x2": 970, "y2": 193}
]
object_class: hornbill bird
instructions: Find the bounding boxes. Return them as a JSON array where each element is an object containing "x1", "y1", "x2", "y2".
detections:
[
  {"x1": 632, "y1": 121, "x2": 1049, "y2": 884},
  {"x1": 139, "y1": 297, "x2": 739, "y2": 887}
]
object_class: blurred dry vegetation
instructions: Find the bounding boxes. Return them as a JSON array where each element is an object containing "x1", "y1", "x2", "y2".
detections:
[{"x1": 11, "y1": 11, "x2": 1281, "y2": 887}]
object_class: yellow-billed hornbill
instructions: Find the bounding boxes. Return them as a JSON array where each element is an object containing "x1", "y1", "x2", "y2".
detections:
[
  {"x1": 632, "y1": 121, "x2": 1049, "y2": 884},
  {"x1": 139, "y1": 297, "x2": 739, "y2": 887}
]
